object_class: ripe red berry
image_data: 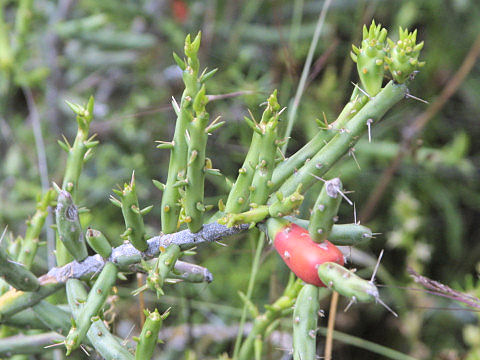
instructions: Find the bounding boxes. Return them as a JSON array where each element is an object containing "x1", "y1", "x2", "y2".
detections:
[{"x1": 269, "y1": 219, "x2": 344, "y2": 286}]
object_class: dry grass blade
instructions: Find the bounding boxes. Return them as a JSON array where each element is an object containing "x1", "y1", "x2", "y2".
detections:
[{"x1": 408, "y1": 267, "x2": 480, "y2": 309}]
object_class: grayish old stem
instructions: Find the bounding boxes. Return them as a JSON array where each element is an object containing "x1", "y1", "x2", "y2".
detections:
[{"x1": 41, "y1": 222, "x2": 248, "y2": 284}]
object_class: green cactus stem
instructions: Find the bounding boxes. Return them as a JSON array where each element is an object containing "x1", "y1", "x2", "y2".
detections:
[
  {"x1": 327, "y1": 223, "x2": 373, "y2": 245},
  {"x1": 308, "y1": 178, "x2": 343, "y2": 242},
  {"x1": 351, "y1": 20, "x2": 388, "y2": 96},
  {"x1": 160, "y1": 97, "x2": 189, "y2": 233},
  {"x1": 385, "y1": 27, "x2": 425, "y2": 83},
  {"x1": 67, "y1": 279, "x2": 134, "y2": 360},
  {"x1": 288, "y1": 218, "x2": 373, "y2": 246},
  {"x1": 133, "y1": 245, "x2": 181, "y2": 298},
  {"x1": 17, "y1": 188, "x2": 56, "y2": 269},
  {"x1": 32, "y1": 301, "x2": 71, "y2": 336},
  {"x1": 238, "y1": 291, "x2": 259, "y2": 319},
  {"x1": 55, "y1": 190, "x2": 88, "y2": 262},
  {"x1": 2, "y1": 307, "x2": 51, "y2": 331},
  {"x1": 318, "y1": 262, "x2": 379, "y2": 303},
  {"x1": 57, "y1": 96, "x2": 97, "y2": 267},
  {"x1": 223, "y1": 133, "x2": 260, "y2": 213},
  {"x1": 293, "y1": 284, "x2": 320, "y2": 360},
  {"x1": 136, "y1": 259, "x2": 213, "y2": 283},
  {"x1": 61, "y1": 96, "x2": 96, "y2": 197},
  {"x1": 65, "y1": 261, "x2": 118, "y2": 355},
  {"x1": 86, "y1": 228, "x2": 112, "y2": 258},
  {"x1": 254, "y1": 336, "x2": 262, "y2": 360},
  {"x1": 0, "y1": 332, "x2": 65, "y2": 357},
  {"x1": 112, "y1": 173, "x2": 150, "y2": 252},
  {"x1": 88, "y1": 317, "x2": 134, "y2": 359},
  {"x1": 249, "y1": 91, "x2": 281, "y2": 206},
  {"x1": 0, "y1": 283, "x2": 63, "y2": 322},
  {"x1": 219, "y1": 185, "x2": 303, "y2": 227},
  {"x1": 184, "y1": 85, "x2": 210, "y2": 233},
  {"x1": 135, "y1": 308, "x2": 167, "y2": 360},
  {"x1": 171, "y1": 260, "x2": 213, "y2": 283},
  {"x1": 273, "y1": 81, "x2": 408, "y2": 200},
  {"x1": 225, "y1": 93, "x2": 281, "y2": 214},
  {"x1": 6, "y1": 234, "x2": 22, "y2": 262},
  {"x1": 237, "y1": 276, "x2": 303, "y2": 360},
  {"x1": 319, "y1": 259, "x2": 398, "y2": 317},
  {"x1": 0, "y1": 246, "x2": 39, "y2": 291},
  {"x1": 161, "y1": 32, "x2": 203, "y2": 234},
  {"x1": 271, "y1": 90, "x2": 368, "y2": 190}
]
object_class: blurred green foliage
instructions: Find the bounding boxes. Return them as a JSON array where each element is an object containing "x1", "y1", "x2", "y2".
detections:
[{"x1": 1, "y1": 0, "x2": 480, "y2": 359}]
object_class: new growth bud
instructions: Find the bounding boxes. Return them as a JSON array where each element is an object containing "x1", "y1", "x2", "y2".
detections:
[
  {"x1": 385, "y1": 27, "x2": 425, "y2": 83},
  {"x1": 351, "y1": 20, "x2": 388, "y2": 96}
]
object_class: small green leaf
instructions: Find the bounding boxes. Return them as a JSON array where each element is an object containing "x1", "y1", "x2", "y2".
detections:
[{"x1": 172, "y1": 52, "x2": 186, "y2": 70}]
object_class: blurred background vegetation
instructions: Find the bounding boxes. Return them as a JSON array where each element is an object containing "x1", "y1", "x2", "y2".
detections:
[{"x1": 0, "y1": 0, "x2": 479, "y2": 359}]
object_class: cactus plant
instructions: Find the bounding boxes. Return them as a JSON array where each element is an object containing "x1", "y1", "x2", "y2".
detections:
[{"x1": 0, "y1": 19, "x2": 429, "y2": 359}]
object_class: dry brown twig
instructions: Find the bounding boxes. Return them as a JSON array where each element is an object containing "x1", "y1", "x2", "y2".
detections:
[{"x1": 408, "y1": 267, "x2": 480, "y2": 310}]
